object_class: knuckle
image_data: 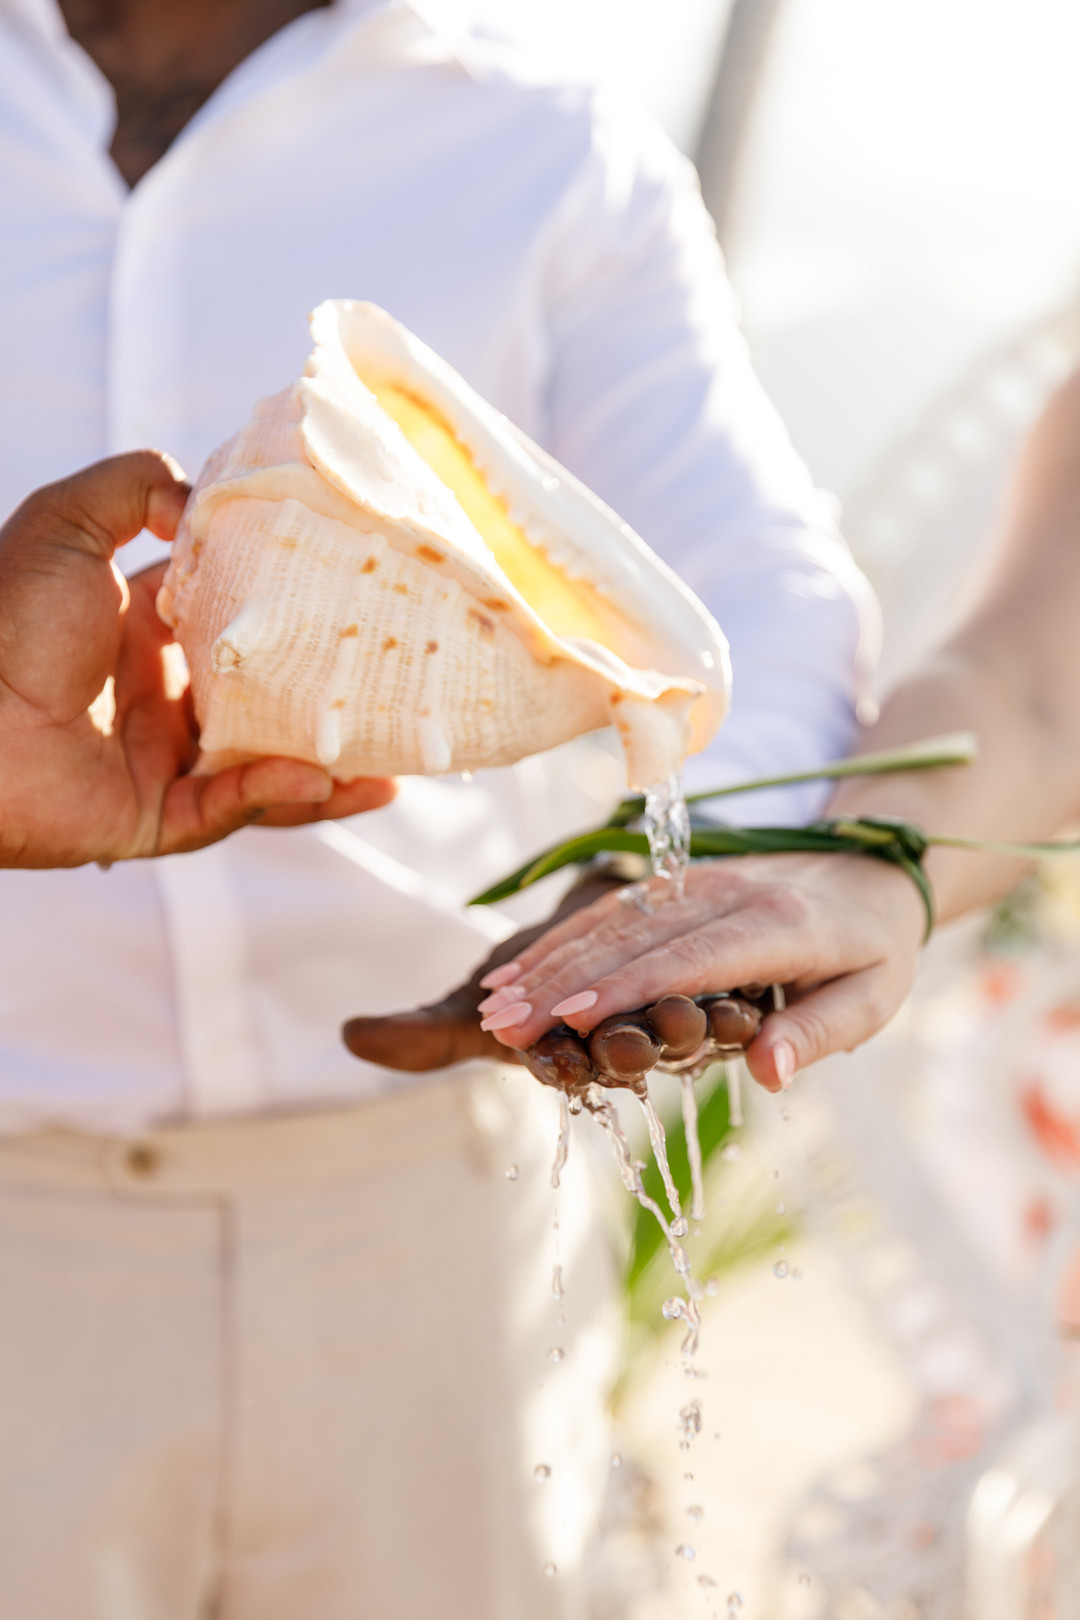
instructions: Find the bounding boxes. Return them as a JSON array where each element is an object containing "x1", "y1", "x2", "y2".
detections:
[
  {"x1": 859, "y1": 977, "x2": 897, "y2": 1035},
  {"x1": 757, "y1": 881, "x2": 809, "y2": 931},
  {"x1": 646, "y1": 929, "x2": 714, "y2": 993},
  {"x1": 790, "y1": 1004, "x2": 833, "y2": 1065}
]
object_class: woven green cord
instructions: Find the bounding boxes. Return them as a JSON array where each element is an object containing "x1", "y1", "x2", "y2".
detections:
[{"x1": 470, "y1": 812, "x2": 938, "y2": 938}]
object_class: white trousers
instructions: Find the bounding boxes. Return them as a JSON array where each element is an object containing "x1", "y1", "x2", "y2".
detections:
[{"x1": 0, "y1": 1069, "x2": 618, "y2": 1620}]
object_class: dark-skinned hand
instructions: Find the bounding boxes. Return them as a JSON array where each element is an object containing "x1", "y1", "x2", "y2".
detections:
[{"x1": 0, "y1": 451, "x2": 396, "y2": 867}]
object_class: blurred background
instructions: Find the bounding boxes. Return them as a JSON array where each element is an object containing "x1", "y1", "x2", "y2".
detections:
[
  {"x1": 470, "y1": 4, "x2": 1080, "y2": 1617},
  {"x1": 479, "y1": 0, "x2": 1080, "y2": 677}
]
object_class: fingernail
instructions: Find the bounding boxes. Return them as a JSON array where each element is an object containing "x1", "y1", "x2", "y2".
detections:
[
  {"x1": 480, "y1": 1002, "x2": 533, "y2": 1033},
  {"x1": 479, "y1": 962, "x2": 523, "y2": 991},
  {"x1": 477, "y1": 986, "x2": 527, "y2": 1015},
  {"x1": 774, "y1": 1039, "x2": 796, "y2": 1089},
  {"x1": 550, "y1": 990, "x2": 598, "y2": 1018}
]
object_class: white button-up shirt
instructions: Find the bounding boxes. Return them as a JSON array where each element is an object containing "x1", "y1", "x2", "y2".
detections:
[{"x1": 0, "y1": 0, "x2": 877, "y2": 1131}]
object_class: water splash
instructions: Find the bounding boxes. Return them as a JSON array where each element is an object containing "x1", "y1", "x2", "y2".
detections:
[
  {"x1": 680, "y1": 1073, "x2": 706, "y2": 1221},
  {"x1": 643, "y1": 773, "x2": 690, "y2": 895},
  {"x1": 617, "y1": 881, "x2": 653, "y2": 914}
]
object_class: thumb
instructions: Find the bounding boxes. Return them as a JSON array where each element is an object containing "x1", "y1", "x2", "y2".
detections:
[
  {"x1": 0, "y1": 454, "x2": 189, "y2": 721},
  {"x1": 27, "y1": 450, "x2": 191, "y2": 562},
  {"x1": 343, "y1": 987, "x2": 520, "y2": 1072},
  {"x1": 744, "y1": 965, "x2": 898, "y2": 1092}
]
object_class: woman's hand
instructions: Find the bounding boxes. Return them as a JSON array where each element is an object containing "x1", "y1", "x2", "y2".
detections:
[{"x1": 472, "y1": 853, "x2": 927, "y2": 1090}]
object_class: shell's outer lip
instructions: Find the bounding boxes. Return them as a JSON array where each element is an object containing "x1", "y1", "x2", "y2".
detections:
[{"x1": 307, "y1": 299, "x2": 730, "y2": 752}]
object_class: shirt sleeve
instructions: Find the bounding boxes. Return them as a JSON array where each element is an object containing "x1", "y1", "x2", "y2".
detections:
[{"x1": 539, "y1": 91, "x2": 880, "y2": 824}]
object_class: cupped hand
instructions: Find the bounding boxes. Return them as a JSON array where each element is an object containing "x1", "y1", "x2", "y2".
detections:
[
  {"x1": 468, "y1": 853, "x2": 927, "y2": 1091},
  {"x1": 0, "y1": 451, "x2": 395, "y2": 867}
]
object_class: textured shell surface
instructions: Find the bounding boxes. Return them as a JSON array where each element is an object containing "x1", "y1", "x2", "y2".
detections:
[{"x1": 158, "y1": 300, "x2": 731, "y2": 788}]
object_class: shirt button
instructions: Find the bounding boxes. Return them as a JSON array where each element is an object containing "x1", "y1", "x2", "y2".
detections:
[{"x1": 125, "y1": 1142, "x2": 160, "y2": 1178}]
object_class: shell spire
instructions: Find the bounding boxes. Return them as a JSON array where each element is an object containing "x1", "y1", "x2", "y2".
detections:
[{"x1": 158, "y1": 300, "x2": 731, "y2": 788}]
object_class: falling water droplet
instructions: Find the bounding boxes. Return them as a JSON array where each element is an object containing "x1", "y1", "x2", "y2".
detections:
[
  {"x1": 683, "y1": 1471, "x2": 694, "y2": 1482},
  {"x1": 504, "y1": 1164, "x2": 519, "y2": 1181},
  {"x1": 720, "y1": 1142, "x2": 742, "y2": 1162},
  {"x1": 793, "y1": 1267, "x2": 803, "y2": 1282},
  {"x1": 543, "y1": 1562, "x2": 557, "y2": 1577},
  {"x1": 776, "y1": 1200, "x2": 786, "y2": 1214},
  {"x1": 687, "y1": 1504, "x2": 704, "y2": 1522},
  {"x1": 727, "y1": 1593, "x2": 743, "y2": 1613},
  {"x1": 662, "y1": 1296, "x2": 685, "y2": 1321},
  {"x1": 774, "y1": 1260, "x2": 789, "y2": 1279},
  {"x1": 704, "y1": 1276, "x2": 719, "y2": 1297},
  {"x1": 548, "y1": 1346, "x2": 565, "y2": 1362},
  {"x1": 551, "y1": 1265, "x2": 563, "y2": 1299},
  {"x1": 698, "y1": 1573, "x2": 717, "y2": 1588},
  {"x1": 610, "y1": 1452, "x2": 622, "y2": 1468},
  {"x1": 679, "y1": 1401, "x2": 702, "y2": 1439},
  {"x1": 798, "y1": 1572, "x2": 811, "y2": 1587},
  {"x1": 459, "y1": 770, "x2": 474, "y2": 783},
  {"x1": 674, "y1": 1544, "x2": 696, "y2": 1561},
  {"x1": 534, "y1": 1464, "x2": 551, "y2": 1481}
]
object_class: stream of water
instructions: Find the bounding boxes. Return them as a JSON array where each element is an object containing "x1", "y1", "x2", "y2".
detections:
[
  {"x1": 681, "y1": 1073, "x2": 707, "y2": 1223},
  {"x1": 643, "y1": 772, "x2": 691, "y2": 897},
  {"x1": 580, "y1": 1083, "x2": 703, "y2": 1356}
]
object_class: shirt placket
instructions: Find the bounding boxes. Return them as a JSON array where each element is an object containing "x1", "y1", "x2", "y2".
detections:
[{"x1": 107, "y1": 168, "x2": 266, "y2": 1119}]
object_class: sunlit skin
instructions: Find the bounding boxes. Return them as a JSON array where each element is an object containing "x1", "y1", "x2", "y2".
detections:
[
  {"x1": 346, "y1": 369, "x2": 1080, "y2": 1090},
  {"x1": 0, "y1": 452, "x2": 395, "y2": 867}
]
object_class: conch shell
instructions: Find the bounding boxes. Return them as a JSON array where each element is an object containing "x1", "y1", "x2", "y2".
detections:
[{"x1": 158, "y1": 300, "x2": 730, "y2": 788}]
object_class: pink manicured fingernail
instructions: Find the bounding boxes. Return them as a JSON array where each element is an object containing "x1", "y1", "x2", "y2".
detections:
[
  {"x1": 479, "y1": 961, "x2": 523, "y2": 991},
  {"x1": 477, "y1": 986, "x2": 527, "y2": 1015},
  {"x1": 550, "y1": 990, "x2": 598, "y2": 1019},
  {"x1": 480, "y1": 1002, "x2": 533, "y2": 1033},
  {"x1": 773, "y1": 1039, "x2": 796, "y2": 1089}
]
